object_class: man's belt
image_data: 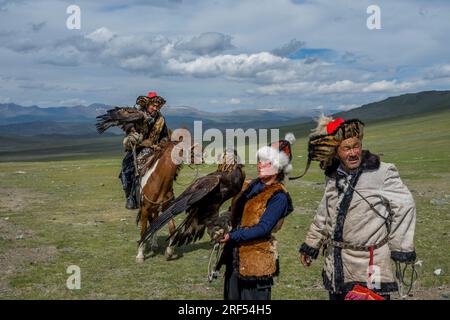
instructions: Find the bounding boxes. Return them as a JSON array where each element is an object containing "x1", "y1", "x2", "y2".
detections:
[{"x1": 323, "y1": 234, "x2": 389, "y2": 251}]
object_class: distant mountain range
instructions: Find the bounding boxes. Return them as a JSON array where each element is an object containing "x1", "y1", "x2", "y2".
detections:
[
  {"x1": 0, "y1": 103, "x2": 311, "y2": 136},
  {"x1": 0, "y1": 90, "x2": 449, "y2": 136},
  {"x1": 1, "y1": 90, "x2": 449, "y2": 162}
]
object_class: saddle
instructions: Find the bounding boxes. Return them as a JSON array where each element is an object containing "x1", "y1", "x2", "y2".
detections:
[{"x1": 136, "y1": 140, "x2": 171, "y2": 177}]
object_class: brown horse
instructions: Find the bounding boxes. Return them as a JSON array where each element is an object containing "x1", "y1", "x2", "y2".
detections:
[{"x1": 135, "y1": 139, "x2": 197, "y2": 263}]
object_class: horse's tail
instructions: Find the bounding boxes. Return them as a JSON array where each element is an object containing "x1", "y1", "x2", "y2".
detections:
[
  {"x1": 139, "y1": 210, "x2": 175, "y2": 245},
  {"x1": 135, "y1": 208, "x2": 141, "y2": 226}
]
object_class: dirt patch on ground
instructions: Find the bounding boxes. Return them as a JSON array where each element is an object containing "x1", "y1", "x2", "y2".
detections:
[
  {"x1": 0, "y1": 216, "x2": 58, "y2": 296},
  {"x1": 392, "y1": 286, "x2": 450, "y2": 300},
  {"x1": 0, "y1": 219, "x2": 35, "y2": 241},
  {"x1": 0, "y1": 188, "x2": 47, "y2": 212},
  {"x1": 0, "y1": 244, "x2": 59, "y2": 296}
]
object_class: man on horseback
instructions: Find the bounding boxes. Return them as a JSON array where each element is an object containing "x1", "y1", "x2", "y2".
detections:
[{"x1": 120, "y1": 91, "x2": 170, "y2": 210}]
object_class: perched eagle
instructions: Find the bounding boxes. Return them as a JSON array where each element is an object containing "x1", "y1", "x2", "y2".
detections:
[
  {"x1": 139, "y1": 150, "x2": 245, "y2": 247},
  {"x1": 95, "y1": 106, "x2": 147, "y2": 134}
]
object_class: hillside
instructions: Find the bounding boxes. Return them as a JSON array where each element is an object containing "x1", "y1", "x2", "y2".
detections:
[
  {"x1": 0, "y1": 108, "x2": 449, "y2": 299},
  {"x1": 280, "y1": 90, "x2": 450, "y2": 138}
]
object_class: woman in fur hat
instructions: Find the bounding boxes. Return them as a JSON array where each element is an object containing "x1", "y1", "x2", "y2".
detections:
[{"x1": 218, "y1": 133, "x2": 296, "y2": 300}]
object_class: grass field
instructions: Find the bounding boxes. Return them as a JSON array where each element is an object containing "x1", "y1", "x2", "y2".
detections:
[{"x1": 0, "y1": 110, "x2": 449, "y2": 299}]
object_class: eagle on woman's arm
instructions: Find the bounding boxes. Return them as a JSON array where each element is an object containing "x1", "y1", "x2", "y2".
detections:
[
  {"x1": 95, "y1": 107, "x2": 147, "y2": 134},
  {"x1": 139, "y1": 150, "x2": 245, "y2": 247}
]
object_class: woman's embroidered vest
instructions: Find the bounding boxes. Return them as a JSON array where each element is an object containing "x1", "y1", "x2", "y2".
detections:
[{"x1": 238, "y1": 182, "x2": 288, "y2": 278}]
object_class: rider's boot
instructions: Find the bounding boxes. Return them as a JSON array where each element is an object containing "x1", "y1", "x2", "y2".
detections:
[
  {"x1": 126, "y1": 195, "x2": 138, "y2": 210},
  {"x1": 125, "y1": 176, "x2": 139, "y2": 210}
]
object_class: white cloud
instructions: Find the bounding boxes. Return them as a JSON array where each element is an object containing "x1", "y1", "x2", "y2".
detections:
[
  {"x1": 252, "y1": 79, "x2": 420, "y2": 95},
  {"x1": 424, "y1": 64, "x2": 450, "y2": 80},
  {"x1": 336, "y1": 104, "x2": 358, "y2": 111},
  {"x1": 166, "y1": 52, "x2": 288, "y2": 78},
  {"x1": 175, "y1": 32, "x2": 235, "y2": 55},
  {"x1": 271, "y1": 39, "x2": 305, "y2": 57},
  {"x1": 361, "y1": 80, "x2": 416, "y2": 93},
  {"x1": 85, "y1": 27, "x2": 117, "y2": 43},
  {"x1": 0, "y1": 0, "x2": 448, "y2": 111}
]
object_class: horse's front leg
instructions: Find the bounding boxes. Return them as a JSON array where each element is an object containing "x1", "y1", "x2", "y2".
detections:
[
  {"x1": 165, "y1": 218, "x2": 176, "y2": 260},
  {"x1": 136, "y1": 207, "x2": 148, "y2": 263}
]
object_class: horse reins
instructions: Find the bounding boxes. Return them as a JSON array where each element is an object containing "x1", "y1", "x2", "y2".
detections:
[
  {"x1": 207, "y1": 242, "x2": 224, "y2": 282},
  {"x1": 142, "y1": 193, "x2": 175, "y2": 213},
  {"x1": 174, "y1": 164, "x2": 200, "y2": 187}
]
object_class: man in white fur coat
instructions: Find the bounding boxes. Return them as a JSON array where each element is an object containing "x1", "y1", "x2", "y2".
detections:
[{"x1": 297, "y1": 116, "x2": 417, "y2": 300}]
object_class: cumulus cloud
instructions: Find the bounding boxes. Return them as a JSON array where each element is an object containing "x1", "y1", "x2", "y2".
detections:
[
  {"x1": 14, "y1": 28, "x2": 238, "y2": 76},
  {"x1": 361, "y1": 80, "x2": 416, "y2": 93},
  {"x1": 85, "y1": 27, "x2": 117, "y2": 43},
  {"x1": 37, "y1": 46, "x2": 82, "y2": 67},
  {"x1": 166, "y1": 52, "x2": 289, "y2": 78},
  {"x1": 252, "y1": 79, "x2": 419, "y2": 95},
  {"x1": 7, "y1": 27, "x2": 320, "y2": 83},
  {"x1": 424, "y1": 64, "x2": 450, "y2": 80},
  {"x1": 271, "y1": 39, "x2": 306, "y2": 57},
  {"x1": 1, "y1": 0, "x2": 448, "y2": 110},
  {"x1": 5, "y1": 38, "x2": 40, "y2": 53},
  {"x1": 175, "y1": 32, "x2": 235, "y2": 55}
]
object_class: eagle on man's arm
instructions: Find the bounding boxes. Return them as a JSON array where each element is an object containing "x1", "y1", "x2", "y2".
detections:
[{"x1": 95, "y1": 107, "x2": 147, "y2": 134}]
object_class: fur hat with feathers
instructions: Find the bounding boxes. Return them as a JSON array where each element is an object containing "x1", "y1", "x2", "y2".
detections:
[{"x1": 288, "y1": 115, "x2": 364, "y2": 180}]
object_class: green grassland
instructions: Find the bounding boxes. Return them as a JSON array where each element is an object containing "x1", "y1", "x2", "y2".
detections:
[{"x1": 0, "y1": 109, "x2": 449, "y2": 299}]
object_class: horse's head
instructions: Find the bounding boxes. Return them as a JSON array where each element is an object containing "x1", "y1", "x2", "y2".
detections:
[{"x1": 170, "y1": 138, "x2": 203, "y2": 166}]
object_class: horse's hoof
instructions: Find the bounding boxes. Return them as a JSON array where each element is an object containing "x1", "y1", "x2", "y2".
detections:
[
  {"x1": 165, "y1": 247, "x2": 174, "y2": 260},
  {"x1": 136, "y1": 256, "x2": 144, "y2": 263}
]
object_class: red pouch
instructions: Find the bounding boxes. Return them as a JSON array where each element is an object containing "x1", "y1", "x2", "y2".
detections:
[{"x1": 345, "y1": 284, "x2": 385, "y2": 300}]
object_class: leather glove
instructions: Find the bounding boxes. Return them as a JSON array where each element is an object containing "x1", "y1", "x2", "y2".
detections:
[
  {"x1": 123, "y1": 132, "x2": 143, "y2": 150},
  {"x1": 211, "y1": 228, "x2": 226, "y2": 243}
]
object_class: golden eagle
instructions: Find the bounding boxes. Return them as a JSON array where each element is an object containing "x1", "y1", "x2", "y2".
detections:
[
  {"x1": 139, "y1": 150, "x2": 245, "y2": 247},
  {"x1": 95, "y1": 106, "x2": 148, "y2": 134}
]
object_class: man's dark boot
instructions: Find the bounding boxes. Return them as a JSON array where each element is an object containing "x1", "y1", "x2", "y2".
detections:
[
  {"x1": 126, "y1": 195, "x2": 138, "y2": 210},
  {"x1": 125, "y1": 177, "x2": 139, "y2": 210},
  {"x1": 120, "y1": 152, "x2": 139, "y2": 210}
]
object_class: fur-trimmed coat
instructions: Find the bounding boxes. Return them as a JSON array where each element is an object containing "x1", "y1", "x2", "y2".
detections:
[
  {"x1": 218, "y1": 179, "x2": 293, "y2": 281},
  {"x1": 299, "y1": 151, "x2": 416, "y2": 294}
]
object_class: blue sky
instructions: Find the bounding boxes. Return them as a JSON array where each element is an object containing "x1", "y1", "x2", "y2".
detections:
[{"x1": 0, "y1": 0, "x2": 449, "y2": 114}]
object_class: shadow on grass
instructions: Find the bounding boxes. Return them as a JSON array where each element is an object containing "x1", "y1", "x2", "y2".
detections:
[{"x1": 144, "y1": 235, "x2": 213, "y2": 260}]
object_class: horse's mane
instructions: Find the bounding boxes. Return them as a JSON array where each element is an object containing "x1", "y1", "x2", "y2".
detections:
[{"x1": 141, "y1": 139, "x2": 183, "y2": 178}]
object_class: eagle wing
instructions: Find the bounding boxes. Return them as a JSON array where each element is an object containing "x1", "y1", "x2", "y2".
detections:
[
  {"x1": 163, "y1": 167, "x2": 245, "y2": 246},
  {"x1": 95, "y1": 107, "x2": 146, "y2": 134},
  {"x1": 139, "y1": 174, "x2": 222, "y2": 245}
]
